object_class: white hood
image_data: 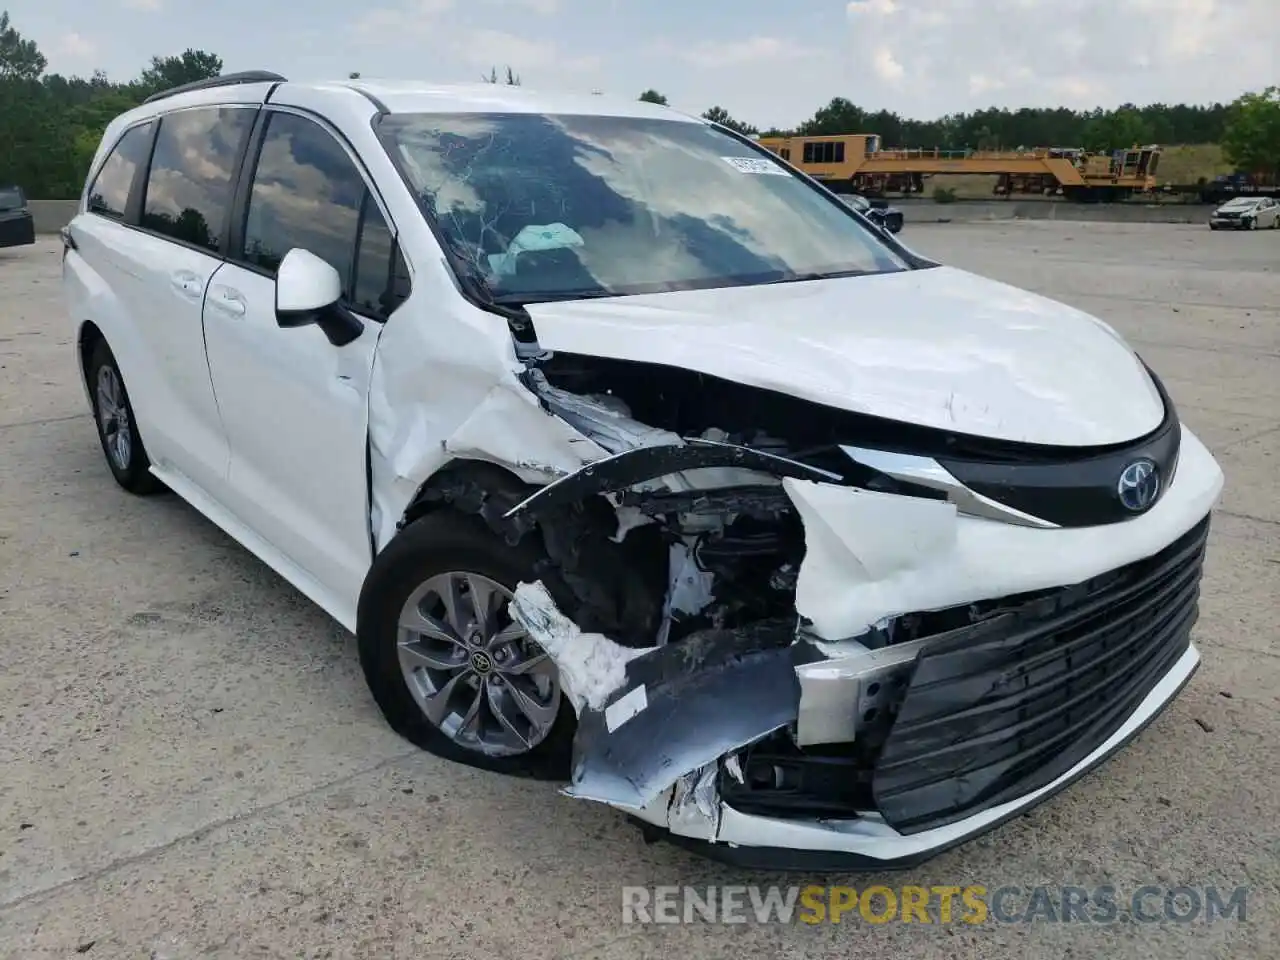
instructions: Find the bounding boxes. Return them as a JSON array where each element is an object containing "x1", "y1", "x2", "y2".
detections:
[{"x1": 525, "y1": 265, "x2": 1165, "y2": 447}]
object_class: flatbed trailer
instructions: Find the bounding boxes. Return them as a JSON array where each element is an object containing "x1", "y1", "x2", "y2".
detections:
[{"x1": 756, "y1": 134, "x2": 1160, "y2": 201}]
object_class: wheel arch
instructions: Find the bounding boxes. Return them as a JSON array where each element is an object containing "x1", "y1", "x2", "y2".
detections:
[
  {"x1": 76, "y1": 319, "x2": 106, "y2": 408},
  {"x1": 365, "y1": 455, "x2": 666, "y2": 649}
]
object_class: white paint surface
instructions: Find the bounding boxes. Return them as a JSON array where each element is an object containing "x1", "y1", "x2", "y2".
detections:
[{"x1": 526, "y1": 265, "x2": 1166, "y2": 447}]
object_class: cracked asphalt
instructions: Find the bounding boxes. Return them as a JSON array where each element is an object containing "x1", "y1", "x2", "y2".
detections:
[{"x1": 1, "y1": 223, "x2": 1277, "y2": 959}]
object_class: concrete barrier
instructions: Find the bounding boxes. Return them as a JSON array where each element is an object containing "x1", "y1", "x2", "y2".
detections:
[
  {"x1": 895, "y1": 198, "x2": 1209, "y2": 226},
  {"x1": 29, "y1": 200, "x2": 79, "y2": 234}
]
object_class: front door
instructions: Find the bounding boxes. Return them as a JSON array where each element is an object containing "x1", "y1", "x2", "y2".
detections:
[{"x1": 202, "y1": 108, "x2": 402, "y2": 627}]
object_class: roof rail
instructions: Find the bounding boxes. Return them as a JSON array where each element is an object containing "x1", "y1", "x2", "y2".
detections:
[{"x1": 142, "y1": 70, "x2": 287, "y2": 105}]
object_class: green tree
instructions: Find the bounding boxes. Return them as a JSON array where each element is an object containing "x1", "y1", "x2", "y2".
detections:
[
  {"x1": 0, "y1": 10, "x2": 45, "y2": 81},
  {"x1": 702, "y1": 105, "x2": 757, "y2": 136},
  {"x1": 1082, "y1": 105, "x2": 1154, "y2": 152},
  {"x1": 796, "y1": 97, "x2": 866, "y2": 137},
  {"x1": 1221, "y1": 86, "x2": 1280, "y2": 175},
  {"x1": 349, "y1": 71, "x2": 361, "y2": 79},
  {"x1": 638, "y1": 89, "x2": 667, "y2": 105},
  {"x1": 136, "y1": 49, "x2": 223, "y2": 96}
]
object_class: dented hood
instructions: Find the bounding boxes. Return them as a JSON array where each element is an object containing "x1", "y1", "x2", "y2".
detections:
[{"x1": 525, "y1": 266, "x2": 1165, "y2": 447}]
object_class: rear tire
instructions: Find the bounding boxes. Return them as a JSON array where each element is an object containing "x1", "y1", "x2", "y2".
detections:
[
  {"x1": 87, "y1": 339, "x2": 163, "y2": 495},
  {"x1": 357, "y1": 510, "x2": 582, "y2": 780}
]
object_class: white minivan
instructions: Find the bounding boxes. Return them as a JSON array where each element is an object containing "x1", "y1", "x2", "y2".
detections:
[{"x1": 63, "y1": 71, "x2": 1224, "y2": 870}]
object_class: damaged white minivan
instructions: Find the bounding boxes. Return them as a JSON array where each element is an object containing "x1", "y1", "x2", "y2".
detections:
[{"x1": 64, "y1": 72, "x2": 1224, "y2": 869}]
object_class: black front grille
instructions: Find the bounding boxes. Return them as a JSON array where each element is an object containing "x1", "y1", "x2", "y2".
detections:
[{"x1": 870, "y1": 515, "x2": 1210, "y2": 834}]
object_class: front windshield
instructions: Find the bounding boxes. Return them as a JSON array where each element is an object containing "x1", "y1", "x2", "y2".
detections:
[
  {"x1": 846, "y1": 195, "x2": 871, "y2": 212},
  {"x1": 377, "y1": 112, "x2": 909, "y2": 303}
]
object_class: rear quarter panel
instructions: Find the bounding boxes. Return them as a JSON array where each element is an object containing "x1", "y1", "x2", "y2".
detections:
[{"x1": 64, "y1": 215, "x2": 161, "y2": 432}]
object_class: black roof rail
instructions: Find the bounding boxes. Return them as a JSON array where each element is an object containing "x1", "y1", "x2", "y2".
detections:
[{"x1": 142, "y1": 70, "x2": 287, "y2": 105}]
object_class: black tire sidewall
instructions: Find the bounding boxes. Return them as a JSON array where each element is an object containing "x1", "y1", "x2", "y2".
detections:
[
  {"x1": 357, "y1": 510, "x2": 580, "y2": 779},
  {"x1": 87, "y1": 339, "x2": 157, "y2": 492}
]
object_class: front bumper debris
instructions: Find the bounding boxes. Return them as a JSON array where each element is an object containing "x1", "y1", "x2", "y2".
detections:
[{"x1": 510, "y1": 509, "x2": 1213, "y2": 870}]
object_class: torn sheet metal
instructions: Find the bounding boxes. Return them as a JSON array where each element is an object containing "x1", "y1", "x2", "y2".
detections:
[
  {"x1": 504, "y1": 439, "x2": 843, "y2": 525},
  {"x1": 668, "y1": 763, "x2": 722, "y2": 839},
  {"x1": 442, "y1": 384, "x2": 611, "y2": 485},
  {"x1": 366, "y1": 302, "x2": 612, "y2": 551},
  {"x1": 783, "y1": 431, "x2": 1222, "y2": 644},
  {"x1": 519, "y1": 592, "x2": 809, "y2": 809},
  {"x1": 785, "y1": 478, "x2": 958, "y2": 642},
  {"x1": 508, "y1": 581, "x2": 656, "y2": 713},
  {"x1": 523, "y1": 369, "x2": 683, "y2": 454}
]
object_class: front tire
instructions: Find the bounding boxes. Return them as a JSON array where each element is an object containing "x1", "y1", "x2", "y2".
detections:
[
  {"x1": 357, "y1": 511, "x2": 580, "y2": 779},
  {"x1": 87, "y1": 339, "x2": 163, "y2": 495}
]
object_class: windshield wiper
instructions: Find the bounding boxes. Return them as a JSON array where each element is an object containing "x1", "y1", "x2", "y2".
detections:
[
  {"x1": 767, "y1": 268, "x2": 874, "y2": 284},
  {"x1": 492, "y1": 288, "x2": 620, "y2": 306}
]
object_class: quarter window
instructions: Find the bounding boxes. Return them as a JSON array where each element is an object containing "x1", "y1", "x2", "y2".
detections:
[
  {"x1": 242, "y1": 112, "x2": 400, "y2": 319},
  {"x1": 87, "y1": 122, "x2": 154, "y2": 219},
  {"x1": 142, "y1": 107, "x2": 254, "y2": 253},
  {"x1": 351, "y1": 194, "x2": 396, "y2": 317}
]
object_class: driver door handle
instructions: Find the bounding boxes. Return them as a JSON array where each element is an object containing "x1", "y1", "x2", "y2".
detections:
[
  {"x1": 210, "y1": 286, "x2": 247, "y2": 317},
  {"x1": 170, "y1": 270, "x2": 204, "y2": 299}
]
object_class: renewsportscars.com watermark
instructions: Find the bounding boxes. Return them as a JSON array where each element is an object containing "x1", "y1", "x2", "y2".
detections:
[{"x1": 621, "y1": 885, "x2": 1251, "y2": 925}]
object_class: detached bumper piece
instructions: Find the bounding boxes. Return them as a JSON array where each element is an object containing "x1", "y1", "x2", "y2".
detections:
[{"x1": 872, "y1": 514, "x2": 1210, "y2": 833}]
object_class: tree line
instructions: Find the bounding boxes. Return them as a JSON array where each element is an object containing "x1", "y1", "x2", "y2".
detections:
[
  {"x1": 643, "y1": 88, "x2": 1279, "y2": 177},
  {"x1": 2, "y1": 8, "x2": 1276, "y2": 201}
]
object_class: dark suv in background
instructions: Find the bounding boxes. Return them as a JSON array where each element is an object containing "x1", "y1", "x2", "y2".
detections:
[{"x1": 0, "y1": 185, "x2": 36, "y2": 248}]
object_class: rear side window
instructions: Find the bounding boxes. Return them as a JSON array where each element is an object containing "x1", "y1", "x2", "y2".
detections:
[
  {"x1": 242, "y1": 111, "x2": 402, "y2": 319},
  {"x1": 87, "y1": 122, "x2": 154, "y2": 219},
  {"x1": 142, "y1": 107, "x2": 254, "y2": 253}
]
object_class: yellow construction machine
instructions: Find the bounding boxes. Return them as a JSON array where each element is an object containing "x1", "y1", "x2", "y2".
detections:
[{"x1": 756, "y1": 134, "x2": 1161, "y2": 201}]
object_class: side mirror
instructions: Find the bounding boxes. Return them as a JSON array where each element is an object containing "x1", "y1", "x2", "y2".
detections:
[{"x1": 274, "y1": 248, "x2": 364, "y2": 347}]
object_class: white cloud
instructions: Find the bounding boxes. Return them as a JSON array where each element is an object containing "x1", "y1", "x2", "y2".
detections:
[
  {"x1": 676, "y1": 36, "x2": 819, "y2": 69},
  {"x1": 968, "y1": 74, "x2": 1006, "y2": 97},
  {"x1": 838, "y1": 0, "x2": 1274, "y2": 114},
  {"x1": 871, "y1": 47, "x2": 904, "y2": 84},
  {"x1": 56, "y1": 32, "x2": 95, "y2": 59},
  {"x1": 355, "y1": 0, "x2": 455, "y2": 36},
  {"x1": 121, "y1": 0, "x2": 164, "y2": 10},
  {"x1": 847, "y1": 0, "x2": 899, "y2": 15},
  {"x1": 483, "y1": 0, "x2": 562, "y2": 13},
  {"x1": 462, "y1": 28, "x2": 600, "y2": 74}
]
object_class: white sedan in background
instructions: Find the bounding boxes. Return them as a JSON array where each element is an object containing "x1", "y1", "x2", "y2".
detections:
[{"x1": 1209, "y1": 196, "x2": 1280, "y2": 230}]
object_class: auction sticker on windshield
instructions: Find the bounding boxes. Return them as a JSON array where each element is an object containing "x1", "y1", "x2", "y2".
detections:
[{"x1": 721, "y1": 156, "x2": 789, "y2": 175}]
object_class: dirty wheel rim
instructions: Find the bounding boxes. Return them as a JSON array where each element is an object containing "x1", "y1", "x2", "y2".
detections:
[
  {"x1": 96, "y1": 365, "x2": 132, "y2": 470},
  {"x1": 397, "y1": 572, "x2": 560, "y2": 757}
]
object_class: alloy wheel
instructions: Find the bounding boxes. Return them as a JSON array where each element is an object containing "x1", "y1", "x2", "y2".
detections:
[
  {"x1": 397, "y1": 572, "x2": 560, "y2": 757},
  {"x1": 96, "y1": 365, "x2": 133, "y2": 470}
]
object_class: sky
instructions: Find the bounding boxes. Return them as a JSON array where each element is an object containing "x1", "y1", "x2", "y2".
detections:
[{"x1": 7, "y1": 0, "x2": 1277, "y2": 129}]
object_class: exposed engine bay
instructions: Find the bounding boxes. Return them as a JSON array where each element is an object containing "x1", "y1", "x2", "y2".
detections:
[
  {"x1": 431, "y1": 344, "x2": 1217, "y2": 867},
  {"x1": 513, "y1": 351, "x2": 940, "y2": 649}
]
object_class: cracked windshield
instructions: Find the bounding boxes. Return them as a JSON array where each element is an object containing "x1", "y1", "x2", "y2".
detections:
[{"x1": 377, "y1": 112, "x2": 908, "y2": 303}]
